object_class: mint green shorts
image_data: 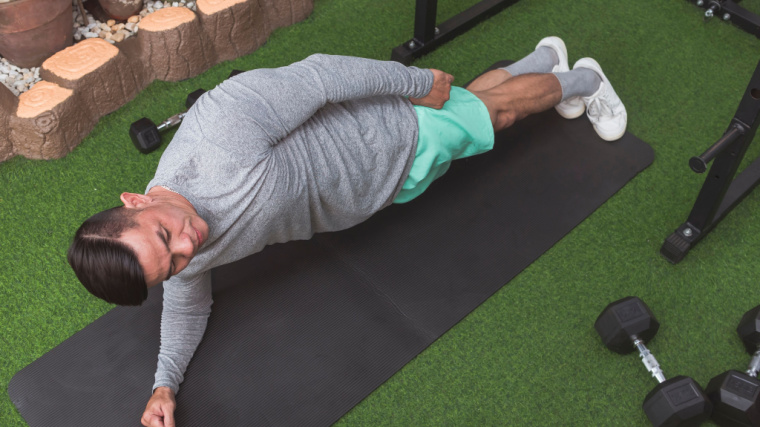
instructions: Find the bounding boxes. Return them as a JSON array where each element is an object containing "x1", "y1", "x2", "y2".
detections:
[{"x1": 393, "y1": 86, "x2": 495, "y2": 204}]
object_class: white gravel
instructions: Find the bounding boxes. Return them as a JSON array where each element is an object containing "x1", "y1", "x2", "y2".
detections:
[{"x1": 0, "y1": 0, "x2": 198, "y2": 96}]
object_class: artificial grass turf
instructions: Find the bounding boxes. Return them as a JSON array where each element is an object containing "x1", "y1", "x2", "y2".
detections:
[{"x1": 2, "y1": 0, "x2": 760, "y2": 425}]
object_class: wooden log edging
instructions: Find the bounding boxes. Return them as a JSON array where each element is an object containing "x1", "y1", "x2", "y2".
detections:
[
  {"x1": 0, "y1": 83, "x2": 17, "y2": 160},
  {"x1": 0, "y1": 0, "x2": 314, "y2": 163}
]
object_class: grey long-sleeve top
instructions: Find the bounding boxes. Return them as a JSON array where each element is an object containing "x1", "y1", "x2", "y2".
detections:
[{"x1": 144, "y1": 54, "x2": 435, "y2": 394}]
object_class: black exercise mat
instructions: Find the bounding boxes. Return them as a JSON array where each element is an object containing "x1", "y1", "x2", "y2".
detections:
[{"x1": 8, "y1": 61, "x2": 654, "y2": 427}]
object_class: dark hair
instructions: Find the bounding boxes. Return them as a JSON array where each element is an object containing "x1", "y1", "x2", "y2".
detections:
[{"x1": 67, "y1": 206, "x2": 148, "y2": 306}]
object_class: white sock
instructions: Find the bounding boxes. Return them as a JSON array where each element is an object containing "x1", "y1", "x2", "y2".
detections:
[
  {"x1": 502, "y1": 47, "x2": 558, "y2": 76},
  {"x1": 554, "y1": 68, "x2": 601, "y2": 101}
]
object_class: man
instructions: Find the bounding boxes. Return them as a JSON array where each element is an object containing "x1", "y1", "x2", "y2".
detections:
[{"x1": 68, "y1": 37, "x2": 626, "y2": 427}]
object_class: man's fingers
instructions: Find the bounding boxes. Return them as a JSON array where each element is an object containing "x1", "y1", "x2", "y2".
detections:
[
  {"x1": 438, "y1": 71, "x2": 453, "y2": 85},
  {"x1": 141, "y1": 411, "x2": 157, "y2": 427},
  {"x1": 409, "y1": 68, "x2": 454, "y2": 109},
  {"x1": 163, "y1": 406, "x2": 176, "y2": 427},
  {"x1": 145, "y1": 413, "x2": 165, "y2": 427}
]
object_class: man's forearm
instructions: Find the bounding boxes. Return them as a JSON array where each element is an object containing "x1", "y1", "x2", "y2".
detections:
[
  {"x1": 209, "y1": 54, "x2": 436, "y2": 148},
  {"x1": 153, "y1": 272, "x2": 213, "y2": 394},
  {"x1": 296, "y1": 54, "x2": 435, "y2": 103},
  {"x1": 153, "y1": 312, "x2": 209, "y2": 394}
]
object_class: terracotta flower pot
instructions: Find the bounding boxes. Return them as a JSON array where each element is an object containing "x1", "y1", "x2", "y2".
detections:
[
  {"x1": 0, "y1": 0, "x2": 73, "y2": 68},
  {"x1": 97, "y1": 0, "x2": 143, "y2": 21}
]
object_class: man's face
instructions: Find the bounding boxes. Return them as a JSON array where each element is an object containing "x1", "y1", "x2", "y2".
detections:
[{"x1": 118, "y1": 192, "x2": 209, "y2": 288}]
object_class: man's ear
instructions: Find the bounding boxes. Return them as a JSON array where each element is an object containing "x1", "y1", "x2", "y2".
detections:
[{"x1": 120, "y1": 192, "x2": 151, "y2": 209}]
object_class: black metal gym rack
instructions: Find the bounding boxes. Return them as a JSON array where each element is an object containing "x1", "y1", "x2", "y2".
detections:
[
  {"x1": 661, "y1": 2, "x2": 760, "y2": 263},
  {"x1": 692, "y1": 0, "x2": 760, "y2": 38},
  {"x1": 661, "y1": 57, "x2": 760, "y2": 263},
  {"x1": 390, "y1": 0, "x2": 519, "y2": 65}
]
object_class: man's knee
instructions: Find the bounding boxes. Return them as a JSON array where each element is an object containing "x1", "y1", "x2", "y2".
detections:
[
  {"x1": 471, "y1": 90, "x2": 517, "y2": 131},
  {"x1": 494, "y1": 109, "x2": 518, "y2": 130}
]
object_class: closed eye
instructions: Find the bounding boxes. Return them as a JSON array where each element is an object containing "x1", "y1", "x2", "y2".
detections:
[{"x1": 160, "y1": 226, "x2": 173, "y2": 282}]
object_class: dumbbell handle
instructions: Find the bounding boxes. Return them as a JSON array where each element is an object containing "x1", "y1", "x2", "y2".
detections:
[
  {"x1": 633, "y1": 337, "x2": 666, "y2": 383},
  {"x1": 748, "y1": 348, "x2": 760, "y2": 378},
  {"x1": 156, "y1": 112, "x2": 186, "y2": 132}
]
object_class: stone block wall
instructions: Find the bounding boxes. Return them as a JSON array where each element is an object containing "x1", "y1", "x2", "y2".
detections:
[{"x1": 0, "y1": 0, "x2": 313, "y2": 162}]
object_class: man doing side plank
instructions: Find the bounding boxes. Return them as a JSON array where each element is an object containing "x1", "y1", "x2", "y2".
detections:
[{"x1": 67, "y1": 37, "x2": 626, "y2": 427}]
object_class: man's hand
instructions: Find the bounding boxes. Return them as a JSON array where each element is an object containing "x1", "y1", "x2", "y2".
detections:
[
  {"x1": 409, "y1": 69, "x2": 454, "y2": 109},
  {"x1": 141, "y1": 387, "x2": 176, "y2": 427}
]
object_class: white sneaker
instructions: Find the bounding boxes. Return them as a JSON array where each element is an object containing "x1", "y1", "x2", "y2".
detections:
[
  {"x1": 536, "y1": 36, "x2": 585, "y2": 119},
  {"x1": 573, "y1": 57, "x2": 627, "y2": 141}
]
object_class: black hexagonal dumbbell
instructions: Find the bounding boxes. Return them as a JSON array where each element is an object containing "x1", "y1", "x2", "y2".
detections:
[
  {"x1": 129, "y1": 69, "x2": 244, "y2": 154},
  {"x1": 129, "y1": 88, "x2": 206, "y2": 153},
  {"x1": 595, "y1": 296, "x2": 713, "y2": 427},
  {"x1": 706, "y1": 305, "x2": 760, "y2": 426}
]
